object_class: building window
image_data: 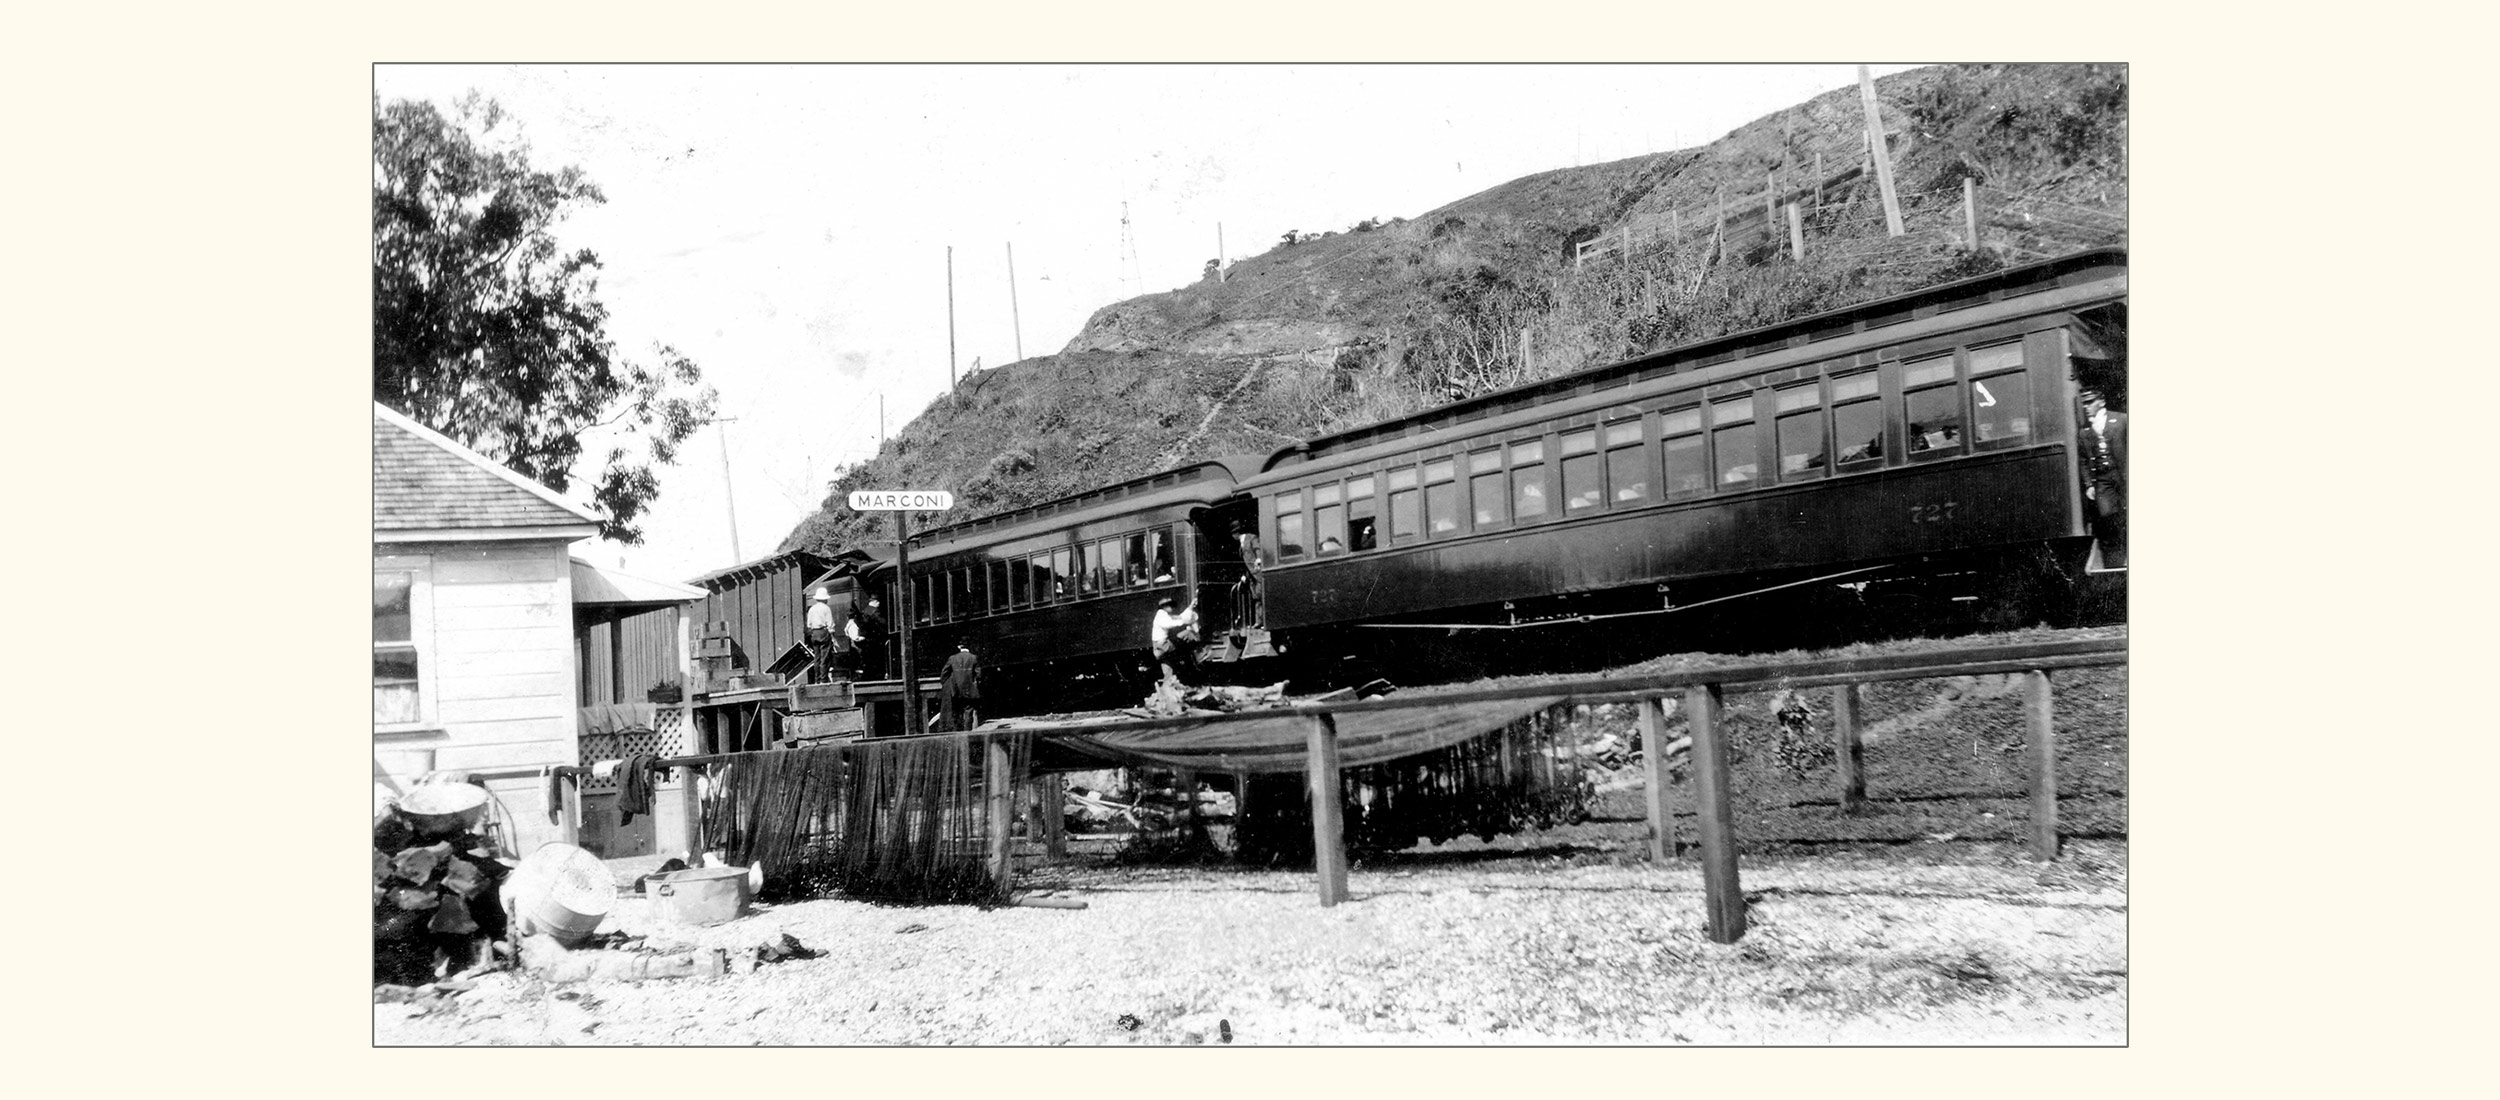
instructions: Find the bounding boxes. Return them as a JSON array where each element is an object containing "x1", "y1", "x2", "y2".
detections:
[
  {"x1": 1604, "y1": 419, "x2": 1647, "y2": 504},
  {"x1": 373, "y1": 569, "x2": 426, "y2": 727},
  {"x1": 1423, "y1": 458, "x2": 1460, "y2": 535},
  {"x1": 1968, "y1": 341, "x2": 2031, "y2": 446},
  {"x1": 1561, "y1": 427, "x2": 1601, "y2": 511},
  {"x1": 1510, "y1": 438, "x2": 1547, "y2": 521},
  {"x1": 1387, "y1": 467, "x2": 1419, "y2": 540},
  {"x1": 1276, "y1": 491, "x2": 1305, "y2": 559},
  {"x1": 1831, "y1": 371, "x2": 1883, "y2": 467},
  {"x1": 1661, "y1": 406, "x2": 1707, "y2": 498},
  {"x1": 1712, "y1": 394, "x2": 1759, "y2": 486},
  {"x1": 1775, "y1": 382, "x2": 1826, "y2": 481},
  {"x1": 1469, "y1": 449, "x2": 1506, "y2": 528},
  {"x1": 1346, "y1": 475, "x2": 1378, "y2": 551},
  {"x1": 1904, "y1": 353, "x2": 1963, "y2": 455}
]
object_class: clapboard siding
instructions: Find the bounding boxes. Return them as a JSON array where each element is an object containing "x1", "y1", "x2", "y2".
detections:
[
  {"x1": 437, "y1": 670, "x2": 571, "y2": 703},
  {"x1": 437, "y1": 646, "x2": 566, "y2": 677}
]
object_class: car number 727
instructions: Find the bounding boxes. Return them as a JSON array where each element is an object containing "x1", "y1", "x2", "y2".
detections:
[{"x1": 1910, "y1": 501, "x2": 1959, "y2": 524}]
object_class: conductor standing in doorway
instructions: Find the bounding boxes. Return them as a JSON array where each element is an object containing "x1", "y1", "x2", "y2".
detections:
[
  {"x1": 2077, "y1": 387, "x2": 2127, "y2": 568},
  {"x1": 939, "y1": 643, "x2": 983, "y2": 731}
]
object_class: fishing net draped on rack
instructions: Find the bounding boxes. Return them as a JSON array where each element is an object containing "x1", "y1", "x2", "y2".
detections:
[{"x1": 701, "y1": 735, "x2": 1031, "y2": 905}]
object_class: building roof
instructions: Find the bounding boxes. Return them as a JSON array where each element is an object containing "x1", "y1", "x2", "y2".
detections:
[
  {"x1": 374, "y1": 403, "x2": 602, "y2": 536},
  {"x1": 684, "y1": 547, "x2": 872, "y2": 591},
  {"x1": 571, "y1": 558, "x2": 704, "y2": 607}
]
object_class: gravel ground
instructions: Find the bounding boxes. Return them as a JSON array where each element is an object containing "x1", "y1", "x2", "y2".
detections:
[{"x1": 374, "y1": 834, "x2": 2124, "y2": 1046}]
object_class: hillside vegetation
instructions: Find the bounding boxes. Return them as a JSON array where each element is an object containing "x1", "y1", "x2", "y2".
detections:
[{"x1": 783, "y1": 63, "x2": 2125, "y2": 555}]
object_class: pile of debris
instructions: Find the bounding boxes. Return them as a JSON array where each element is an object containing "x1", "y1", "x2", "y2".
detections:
[{"x1": 372, "y1": 781, "x2": 511, "y2": 986}]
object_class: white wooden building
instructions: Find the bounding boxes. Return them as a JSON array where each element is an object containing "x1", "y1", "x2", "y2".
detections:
[{"x1": 372, "y1": 402, "x2": 602, "y2": 855}]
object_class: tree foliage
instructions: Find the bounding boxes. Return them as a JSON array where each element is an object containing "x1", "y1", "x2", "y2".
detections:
[{"x1": 373, "y1": 94, "x2": 715, "y2": 544}]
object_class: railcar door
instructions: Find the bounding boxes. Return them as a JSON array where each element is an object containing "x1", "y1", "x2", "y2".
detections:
[{"x1": 1190, "y1": 498, "x2": 1265, "y2": 658}]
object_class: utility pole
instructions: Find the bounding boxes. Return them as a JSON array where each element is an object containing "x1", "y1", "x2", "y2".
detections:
[
  {"x1": 715, "y1": 416, "x2": 742, "y2": 563},
  {"x1": 1859, "y1": 65, "x2": 1906, "y2": 237},
  {"x1": 1006, "y1": 242, "x2": 1023, "y2": 363},
  {"x1": 1216, "y1": 223, "x2": 1226, "y2": 283},
  {"x1": 946, "y1": 246, "x2": 957, "y2": 390}
]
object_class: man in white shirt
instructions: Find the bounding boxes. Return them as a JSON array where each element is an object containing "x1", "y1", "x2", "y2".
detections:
[
  {"x1": 1150, "y1": 596, "x2": 1201, "y2": 688},
  {"x1": 805, "y1": 589, "x2": 838, "y2": 683}
]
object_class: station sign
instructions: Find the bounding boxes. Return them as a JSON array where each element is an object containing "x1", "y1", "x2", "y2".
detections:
[{"x1": 847, "y1": 490, "x2": 955, "y2": 511}]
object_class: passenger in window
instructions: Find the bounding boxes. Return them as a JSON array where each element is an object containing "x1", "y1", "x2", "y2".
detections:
[
  {"x1": 2077, "y1": 387, "x2": 2128, "y2": 567},
  {"x1": 1318, "y1": 535, "x2": 1344, "y2": 553}
]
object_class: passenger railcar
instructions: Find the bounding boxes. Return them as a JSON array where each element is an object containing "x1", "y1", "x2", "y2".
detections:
[{"x1": 1239, "y1": 247, "x2": 2127, "y2": 665}]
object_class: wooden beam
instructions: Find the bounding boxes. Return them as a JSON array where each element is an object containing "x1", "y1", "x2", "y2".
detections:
[
  {"x1": 1305, "y1": 714, "x2": 1350, "y2": 906},
  {"x1": 679, "y1": 764, "x2": 706, "y2": 859},
  {"x1": 1039, "y1": 773, "x2": 1066, "y2": 859},
  {"x1": 1175, "y1": 766, "x2": 1201, "y2": 845},
  {"x1": 1858, "y1": 66, "x2": 1905, "y2": 237},
  {"x1": 559, "y1": 772, "x2": 582, "y2": 848},
  {"x1": 1833, "y1": 684, "x2": 1867, "y2": 815},
  {"x1": 1786, "y1": 202, "x2": 1805, "y2": 261},
  {"x1": 1685, "y1": 684, "x2": 1745, "y2": 943},
  {"x1": 986, "y1": 736, "x2": 1015, "y2": 889},
  {"x1": 1640, "y1": 695, "x2": 1677, "y2": 861},
  {"x1": 2026, "y1": 671, "x2": 2060, "y2": 861}
]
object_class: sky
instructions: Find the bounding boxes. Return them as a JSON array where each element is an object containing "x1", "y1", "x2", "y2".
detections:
[{"x1": 373, "y1": 64, "x2": 1922, "y2": 583}]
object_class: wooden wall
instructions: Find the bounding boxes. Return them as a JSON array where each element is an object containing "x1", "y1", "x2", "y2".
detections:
[
  {"x1": 374, "y1": 538, "x2": 579, "y2": 855},
  {"x1": 698, "y1": 561, "x2": 820, "y2": 673}
]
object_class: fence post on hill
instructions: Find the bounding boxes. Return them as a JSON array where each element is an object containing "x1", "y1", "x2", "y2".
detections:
[
  {"x1": 986, "y1": 735, "x2": 1015, "y2": 890},
  {"x1": 1685, "y1": 684, "x2": 1746, "y2": 943},
  {"x1": 1640, "y1": 695, "x2": 1678, "y2": 861},
  {"x1": 1963, "y1": 178, "x2": 1981, "y2": 251},
  {"x1": 1787, "y1": 202, "x2": 1805, "y2": 261},
  {"x1": 1305, "y1": 713, "x2": 1351, "y2": 906},
  {"x1": 1765, "y1": 170, "x2": 1776, "y2": 237},
  {"x1": 1713, "y1": 188, "x2": 1726, "y2": 261},
  {"x1": 2025, "y1": 671, "x2": 2060, "y2": 861},
  {"x1": 1858, "y1": 65, "x2": 1906, "y2": 237},
  {"x1": 1815, "y1": 152, "x2": 1823, "y2": 209},
  {"x1": 1832, "y1": 685, "x2": 1866, "y2": 814},
  {"x1": 1621, "y1": 227, "x2": 1631, "y2": 263}
]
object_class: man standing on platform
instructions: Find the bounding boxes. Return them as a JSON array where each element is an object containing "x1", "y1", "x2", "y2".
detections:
[
  {"x1": 804, "y1": 588, "x2": 838, "y2": 683},
  {"x1": 848, "y1": 596, "x2": 889, "y2": 680},
  {"x1": 2077, "y1": 387, "x2": 2127, "y2": 568},
  {"x1": 939, "y1": 643, "x2": 983, "y2": 731}
]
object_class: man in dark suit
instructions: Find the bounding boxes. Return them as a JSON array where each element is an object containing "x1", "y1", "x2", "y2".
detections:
[
  {"x1": 938, "y1": 643, "x2": 983, "y2": 731},
  {"x1": 2077, "y1": 387, "x2": 2127, "y2": 567}
]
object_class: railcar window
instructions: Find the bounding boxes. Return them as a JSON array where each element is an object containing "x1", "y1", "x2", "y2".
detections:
[
  {"x1": 1662, "y1": 406, "x2": 1707, "y2": 498},
  {"x1": 913, "y1": 575, "x2": 933, "y2": 626},
  {"x1": 1712, "y1": 395, "x2": 1759, "y2": 486},
  {"x1": 1510, "y1": 439, "x2": 1547, "y2": 521},
  {"x1": 1275, "y1": 491, "x2": 1305, "y2": 559},
  {"x1": 1904, "y1": 354, "x2": 1963, "y2": 455},
  {"x1": 1126, "y1": 531, "x2": 1152, "y2": 585},
  {"x1": 1314, "y1": 482, "x2": 1347, "y2": 554},
  {"x1": 1775, "y1": 382, "x2": 1826, "y2": 480},
  {"x1": 1469, "y1": 449, "x2": 1506, "y2": 527},
  {"x1": 1010, "y1": 555, "x2": 1030, "y2": 606},
  {"x1": 1605, "y1": 419, "x2": 1648, "y2": 504},
  {"x1": 1096, "y1": 538, "x2": 1124, "y2": 590},
  {"x1": 1051, "y1": 547, "x2": 1072, "y2": 599},
  {"x1": 1561, "y1": 427, "x2": 1602, "y2": 511},
  {"x1": 1968, "y1": 341, "x2": 2031, "y2": 445},
  {"x1": 988, "y1": 560, "x2": 1010, "y2": 611},
  {"x1": 1149, "y1": 527, "x2": 1176, "y2": 581},
  {"x1": 1346, "y1": 475, "x2": 1378, "y2": 551},
  {"x1": 942, "y1": 569, "x2": 962, "y2": 620},
  {"x1": 1387, "y1": 467, "x2": 1419, "y2": 540},
  {"x1": 1832, "y1": 372, "x2": 1883, "y2": 466},
  {"x1": 1424, "y1": 458, "x2": 1460, "y2": 535}
]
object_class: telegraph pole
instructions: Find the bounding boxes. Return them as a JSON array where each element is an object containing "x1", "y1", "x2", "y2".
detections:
[
  {"x1": 1006, "y1": 242, "x2": 1023, "y2": 362},
  {"x1": 946, "y1": 246, "x2": 957, "y2": 389},
  {"x1": 715, "y1": 416, "x2": 742, "y2": 562}
]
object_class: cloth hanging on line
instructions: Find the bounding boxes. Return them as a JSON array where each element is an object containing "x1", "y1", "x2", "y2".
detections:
[{"x1": 617, "y1": 753, "x2": 663, "y2": 823}]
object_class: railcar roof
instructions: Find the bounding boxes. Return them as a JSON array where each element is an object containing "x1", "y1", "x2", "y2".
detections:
[
  {"x1": 899, "y1": 455, "x2": 1263, "y2": 554},
  {"x1": 1259, "y1": 247, "x2": 2125, "y2": 473}
]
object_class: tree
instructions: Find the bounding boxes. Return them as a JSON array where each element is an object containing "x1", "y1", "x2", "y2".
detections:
[{"x1": 374, "y1": 94, "x2": 716, "y2": 544}]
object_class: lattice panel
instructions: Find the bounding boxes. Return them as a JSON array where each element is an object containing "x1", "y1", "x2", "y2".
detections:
[{"x1": 578, "y1": 707, "x2": 690, "y2": 792}]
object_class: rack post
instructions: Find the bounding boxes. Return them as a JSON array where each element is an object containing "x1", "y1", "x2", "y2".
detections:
[
  {"x1": 679, "y1": 764, "x2": 706, "y2": 858},
  {"x1": 2026, "y1": 671, "x2": 2060, "y2": 861},
  {"x1": 1305, "y1": 714, "x2": 1350, "y2": 906},
  {"x1": 986, "y1": 735, "x2": 1014, "y2": 889},
  {"x1": 1640, "y1": 695, "x2": 1677, "y2": 861},
  {"x1": 1833, "y1": 684, "x2": 1866, "y2": 814},
  {"x1": 1686, "y1": 684, "x2": 1746, "y2": 943}
]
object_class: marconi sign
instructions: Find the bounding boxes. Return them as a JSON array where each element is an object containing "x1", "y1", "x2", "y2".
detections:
[{"x1": 847, "y1": 490, "x2": 955, "y2": 511}]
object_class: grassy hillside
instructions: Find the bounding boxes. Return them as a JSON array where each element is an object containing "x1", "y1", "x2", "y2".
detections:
[{"x1": 783, "y1": 63, "x2": 2125, "y2": 555}]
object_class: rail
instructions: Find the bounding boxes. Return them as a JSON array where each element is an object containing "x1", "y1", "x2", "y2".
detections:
[{"x1": 547, "y1": 634, "x2": 2126, "y2": 943}]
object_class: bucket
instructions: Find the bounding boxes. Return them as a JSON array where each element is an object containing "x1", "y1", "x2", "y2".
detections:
[
  {"x1": 504, "y1": 842, "x2": 615, "y2": 945},
  {"x1": 648, "y1": 865, "x2": 752, "y2": 926}
]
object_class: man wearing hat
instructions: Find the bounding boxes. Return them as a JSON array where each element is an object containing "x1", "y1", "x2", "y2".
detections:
[
  {"x1": 2076, "y1": 387, "x2": 2127, "y2": 568},
  {"x1": 805, "y1": 588, "x2": 839, "y2": 683},
  {"x1": 847, "y1": 596, "x2": 888, "y2": 680},
  {"x1": 1149, "y1": 595, "x2": 1202, "y2": 688}
]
